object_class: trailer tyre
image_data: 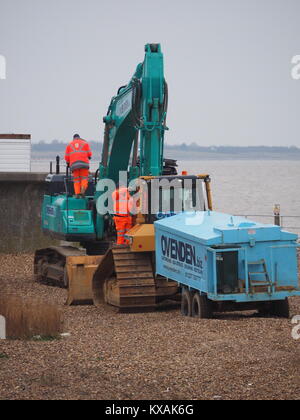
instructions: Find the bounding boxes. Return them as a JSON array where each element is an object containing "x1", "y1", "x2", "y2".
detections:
[
  {"x1": 181, "y1": 289, "x2": 192, "y2": 317},
  {"x1": 192, "y1": 293, "x2": 213, "y2": 319}
]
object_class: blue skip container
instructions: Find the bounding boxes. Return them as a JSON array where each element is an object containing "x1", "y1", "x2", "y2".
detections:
[{"x1": 155, "y1": 211, "x2": 300, "y2": 318}]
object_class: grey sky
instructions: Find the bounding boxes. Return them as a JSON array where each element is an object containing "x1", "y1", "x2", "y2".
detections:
[{"x1": 0, "y1": 0, "x2": 299, "y2": 146}]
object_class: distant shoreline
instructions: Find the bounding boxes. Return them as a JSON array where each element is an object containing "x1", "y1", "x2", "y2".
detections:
[
  {"x1": 32, "y1": 152, "x2": 300, "y2": 161},
  {"x1": 32, "y1": 143, "x2": 300, "y2": 161},
  {"x1": 164, "y1": 151, "x2": 300, "y2": 161}
]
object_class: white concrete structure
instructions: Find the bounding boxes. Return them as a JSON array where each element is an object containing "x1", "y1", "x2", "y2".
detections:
[{"x1": 0, "y1": 134, "x2": 31, "y2": 172}]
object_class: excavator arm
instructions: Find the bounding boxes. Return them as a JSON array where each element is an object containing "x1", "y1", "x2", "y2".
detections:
[
  {"x1": 94, "y1": 43, "x2": 168, "y2": 240},
  {"x1": 99, "y1": 43, "x2": 168, "y2": 183}
]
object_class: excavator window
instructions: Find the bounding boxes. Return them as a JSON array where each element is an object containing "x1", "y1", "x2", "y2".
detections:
[{"x1": 144, "y1": 176, "x2": 205, "y2": 223}]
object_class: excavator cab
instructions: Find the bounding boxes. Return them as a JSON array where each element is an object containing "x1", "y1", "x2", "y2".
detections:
[
  {"x1": 141, "y1": 174, "x2": 212, "y2": 224},
  {"x1": 126, "y1": 174, "x2": 212, "y2": 252}
]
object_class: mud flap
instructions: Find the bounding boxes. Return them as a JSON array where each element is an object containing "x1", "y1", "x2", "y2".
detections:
[{"x1": 66, "y1": 255, "x2": 103, "y2": 305}]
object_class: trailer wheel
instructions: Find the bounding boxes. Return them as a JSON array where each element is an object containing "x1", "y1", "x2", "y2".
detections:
[
  {"x1": 181, "y1": 289, "x2": 192, "y2": 317},
  {"x1": 270, "y1": 299, "x2": 290, "y2": 318},
  {"x1": 192, "y1": 293, "x2": 213, "y2": 319}
]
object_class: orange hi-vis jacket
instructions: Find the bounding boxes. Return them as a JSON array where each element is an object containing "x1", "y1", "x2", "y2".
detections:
[
  {"x1": 112, "y1": 187, "x2": 133, "y2": 217},
  {"x1": 65, "y1": 138, "x2": 92, "y2": 171}
]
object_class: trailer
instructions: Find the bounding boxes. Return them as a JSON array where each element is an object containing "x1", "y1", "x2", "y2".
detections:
[{"x1": 155, "y1": 211, "x2": 300, "y2": 318}]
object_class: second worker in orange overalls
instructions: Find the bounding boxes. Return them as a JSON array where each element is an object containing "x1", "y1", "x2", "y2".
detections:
[{"x1": 112, "y1": 184, "x2": 134, "y2": 245}]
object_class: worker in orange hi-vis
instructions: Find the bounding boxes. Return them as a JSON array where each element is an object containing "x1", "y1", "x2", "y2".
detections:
[
  {"x1": 65, "y1": 134, "x2": 92, "y2": 198},
  {"x1": 112, "y1": 184, "x2": 134, "y2": 246}
]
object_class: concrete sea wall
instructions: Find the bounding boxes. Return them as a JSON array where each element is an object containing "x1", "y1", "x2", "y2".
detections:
[{"x1": 0, "y1": 173, "x2": 55, "y2": 253}]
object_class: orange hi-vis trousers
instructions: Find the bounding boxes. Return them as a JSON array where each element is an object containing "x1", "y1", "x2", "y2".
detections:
[
  {"x1": 72, "y1": 168, "x2": 89, "y2": 195},
  {"x1": 114, "y1": 217, "x2": 133, "y2": 245}
]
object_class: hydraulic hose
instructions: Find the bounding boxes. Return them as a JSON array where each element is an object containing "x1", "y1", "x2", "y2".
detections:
[
  {"x1": 131, "y1": 78, "x2": 142, "y2": 128},
  {"x1": 163, "y1": 80, "x2": 169, "y2": 124}
]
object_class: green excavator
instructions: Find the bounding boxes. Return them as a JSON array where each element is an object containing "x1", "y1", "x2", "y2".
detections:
[{"x1": 34, "y1": 44, "x2": 213, "y2": 310}]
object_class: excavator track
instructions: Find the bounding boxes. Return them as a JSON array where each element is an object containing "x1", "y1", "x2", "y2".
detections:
[
  {"x1": 34, "y1": 246, "x2": 85, "y2": 288},
  {"x1": 35, "y1": 245, "x2": 178, "y2": 310},
  {"x1": 111, "y1": 247, "x2": 157, "y2": 310},
  {"x1": 93, "y1": 246, "x2": 178, "y2": 312}
]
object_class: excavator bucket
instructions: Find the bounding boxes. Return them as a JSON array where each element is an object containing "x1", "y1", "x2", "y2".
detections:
[{"x1": 66, "y1": 255, "x2": 103, "y2": 305}]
